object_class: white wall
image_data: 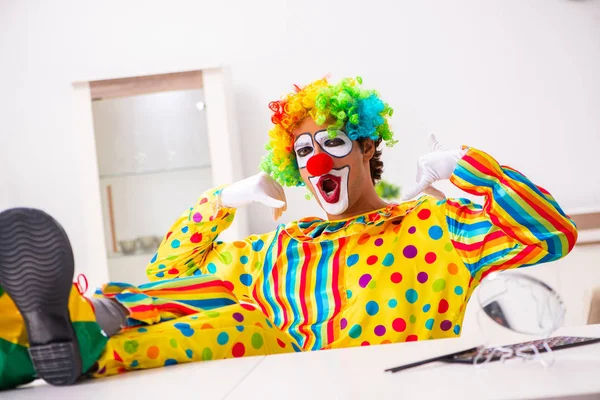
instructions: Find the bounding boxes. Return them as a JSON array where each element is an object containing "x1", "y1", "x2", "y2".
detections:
[{"x1": 1, "y1": 0, "x2": 599, "y2": 317}]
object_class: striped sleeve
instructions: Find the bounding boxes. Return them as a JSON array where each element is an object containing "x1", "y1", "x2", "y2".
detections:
[{"x1": 445, "y1": 147, "x2": 578, "y2": 280}]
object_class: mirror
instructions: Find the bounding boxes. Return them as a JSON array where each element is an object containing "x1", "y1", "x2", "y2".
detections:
[{"x1": 477, "y1": 271, "x2": 565, "y2": 336}]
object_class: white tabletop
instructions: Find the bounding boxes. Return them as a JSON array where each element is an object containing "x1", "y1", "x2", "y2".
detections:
[
  {"x1": 5, "y1": 325, "x2": 600, "y2": 400},
  {"x1": 228, "y1": 324, "x2": 600, "y2": 400}
]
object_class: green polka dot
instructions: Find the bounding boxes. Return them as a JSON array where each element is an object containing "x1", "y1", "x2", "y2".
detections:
[
  {"x1": 444, "y1": 243, "x2": 454, "y2": 252},
  {"x1": 205, "y1": 310, "x2": 220, "y2": 318},
  {"x1": 167, "y1": 255, "x2": 179, "y2": 261},
  {"x1": 225, "y1": 214, "x2": 235, "y2": 222},
  {"x1": 368, "y1": 280, "x2": 376, "y2": 289},
  {"x1": 251, "y1": 333, "x2": 264, "y2": 349},
  {"x1": 433, "y1": 279, "x2": 446, "y2": 292},
  {"x1": 349, "y1": 324, "x2": 362, "y2": 339},
  {"x1": 202, "y1": 347, "x2": 213, "y2": 360},
  {"x1": 410, "y1": 315, "x2": 417, "y2": 324},
  {"x1": 170, "y1": 338, "x2": 178, "y2": 348},
  {"x1": 220, "y1": 252, "x2": 233, "y2": 264},
  {"x1": 0, "y1": 287, "x2": 4, "y2": 297},
  {"x1": 124, "y1": 340, "x2": 139, "y2": 354},
  {"x1": 254, "y1": 261, "x2": 262, "y2": 270}
]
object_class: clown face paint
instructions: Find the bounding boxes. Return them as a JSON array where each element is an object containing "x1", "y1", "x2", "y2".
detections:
[
  {"x1": 294, "y1": 130, "x2": 354, "y2": 216},
  {"x1": 308, "y1": 166, "x2": 350, "y2": 215}
]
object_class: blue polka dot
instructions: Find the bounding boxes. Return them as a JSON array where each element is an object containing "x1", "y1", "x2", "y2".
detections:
[
  {"x1": 164, "y1": 359, "x2": 178, "y2": 366},
  {"x1": 265, "y1": 319, "x2": 273, "y2": 328},
  {"x1": 158, "y1": 264, "x2": 166, "y2": 270},
  {"x1": 217, "y1": 332, "x2": 229, "y2": 345},
  {"x1": 171, "y1": 239, "x2": 181, "y2": 249},
  {"x1": 453, "y1": 325, "x2": 461, "y2": 335},
  {"x1": 207, "y1": 263, "x2": 217, "y2": 274},
  {"x1": 240, "y1": 256, "x2": 249, "y2": 264},
  {"x1": 130, "y1": 360, "x2": 139, "y2": 367},
  {"x1": 137, "y1": 328, "x2": 148, "y2": 333},
  {"x1": 193, "y1": 269, "x2": 201, "y2": 276},
  {"x1": 185, "y1": 349, "x2": 193, "y2": 359},
  {"x1": 382, "y1": 253, "x2": 395, "y2": 267},
  {"x1": 236, "y1": 325, "x2": 244, "y2": 332},
  {"x1": 405, "y1": 289, "x2": 418, "y2": 304},
  {"x1": 155, "y1": 272, "x2": 165, "y2": 278},
  {"x1": 346, "y1": 290, "x2": 352, "y2": 299},
  {"x1": 428, "y1": 226, "x2": 443, "y2": 240},
  {"x1": 211, "y1": 226, "x2": 218, "y2": 232},
  {"x1": 422, "y1": 303, "x2": 431, "y2": 312},
  {"x1": 349, "y1": 324, "x2": 362, "y2": 339},
  {"x1": 425, "y1": 318, "x2": 435, "y2": 330},
  {"x1": 182, "y1": 226, "x2": 189, "y2": 233},
  {"x1": 454, "y1": 286, "x2": 464, "y2": 295},
  {"x1": 347, "y1": 254, "x2": 359, "y2": 267},
  {"x1": 292, "y1": 343, "x2": 302, "y2": 352},
  {"x1": 252, "y1": 239, "x2": 265, "y2": 252},
  {"x1": 150, "y1": 253, "x2": 157, "y2": 263},
  {"x1": 174, "y1": 323, "x2": 195, "y2": 337},
  {"x1": 388, "y1": 299, "x2": 398, "y2": 308},
  {"x1": 240, "y1": 273, "x2": 253, "y2": 287},
  {"x1": 366, "y1": 301, "x2": 379, "y2": 316}
]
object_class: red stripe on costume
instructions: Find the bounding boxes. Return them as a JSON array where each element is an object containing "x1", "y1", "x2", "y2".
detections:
[
  {"x1": 272, "y1": 234, "x2": 289, "y2": 329},
  {"x1": 466, "y1": 154, "x2": 576, "y2": 249},
  {"x1": 145, "y1": 279, "x2": 228, "y2": 293},
  {"x1": 481, "y1": 245, "x2": 538, "y2": 280},
  {"x1": 326, "y1": 237, "x2": 345, "y2": 345},
  {"x1": 298, "y1": 242, "x2": 312, "y2": 349},
  {"x1": 451, "y1": 231, "x2": 506, "y2": 252},
  {"x1": 446, "y1": 199, "x2": 481, "y2": 215}
]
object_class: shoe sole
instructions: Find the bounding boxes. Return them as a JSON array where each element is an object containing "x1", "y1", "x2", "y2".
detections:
[{"x1": 0, "y1": 208, "x2": 82, "y2": 386}]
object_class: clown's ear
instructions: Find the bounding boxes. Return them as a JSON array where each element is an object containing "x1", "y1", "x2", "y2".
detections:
[{"x1": 360, "y1": 139, "x2": 377, "y2": 161}]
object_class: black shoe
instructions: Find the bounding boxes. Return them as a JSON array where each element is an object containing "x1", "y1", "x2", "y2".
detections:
[{"x1": 0, "y1": 208, "x2": 82, "y2": 386}]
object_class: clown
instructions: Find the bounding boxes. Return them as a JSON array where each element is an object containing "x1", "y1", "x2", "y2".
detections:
[{"x1": 0, "y1": 77, "x2": 577, "y2": 390}]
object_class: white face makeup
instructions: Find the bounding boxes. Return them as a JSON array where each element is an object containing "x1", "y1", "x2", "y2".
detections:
[
  {"x1": 308, "y1": 166, "x2": 350, "y2": 216},
  {"x1": 314, "y1": 130, "x2": 353, "y2": 158},
  {"x1": 294, "y1": 130, "x2": 354, "y2": 216}
]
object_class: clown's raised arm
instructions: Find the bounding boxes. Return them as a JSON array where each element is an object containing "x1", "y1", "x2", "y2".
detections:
[
  {"x1": 402, "y1": 136, "x2": 578, "y2": 282},
  {"x1": 146, "y1": 173, "x2": 286, "y2": 300}
]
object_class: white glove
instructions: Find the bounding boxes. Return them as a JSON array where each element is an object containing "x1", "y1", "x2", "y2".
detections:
[
  {"x1": 220, "y1": 172, "x2": 287, "y2": 220},
  {"x1": 400, "y1": 134, "x2": 467, "y2": 201}
]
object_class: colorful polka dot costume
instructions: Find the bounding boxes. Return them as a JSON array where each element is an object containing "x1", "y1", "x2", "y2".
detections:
[{"x1": 0, "y1": 147, "x2": 577, "y2": 383}]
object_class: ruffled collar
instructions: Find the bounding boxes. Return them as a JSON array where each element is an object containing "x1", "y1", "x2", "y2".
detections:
[{"x1": 282, "y1": 200, "x2": 420, "y2": 242}]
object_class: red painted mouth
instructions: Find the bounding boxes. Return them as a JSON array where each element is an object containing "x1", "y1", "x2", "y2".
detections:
[{"x1": 317, "y1": 174, "x2": 341, "y2": 204}]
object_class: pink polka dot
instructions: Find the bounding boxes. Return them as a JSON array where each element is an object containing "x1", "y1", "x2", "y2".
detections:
[
  {"x1": 367, "y1": 255, "x2": 378, "y2": 265},
  {"x1": 361, "y1": 341, "x2": 370, "y2": 346},
  {"x1": 240, "y1": 303, "x2": 256, "y2": 311},
  {"x1": 374, "y1": 238, "x2": 384, "y2": 246},
  {"x1": 193, "y1": 213, "x2": 203, "y2": 223},
  {"x1": 340, "y1": 318, "x2": 348, "y2": 329},
  {"x1": 425, "y1": 252, "x2": 437, "y2": 264},
  {"x1": 168, "y1": 268, "x2": 178, "y2": 275},
  {"x1": 418, "y1": 209, "x2": 431, "y2": 220},
  {"x1": 408, "y1": 226, "x2": 416, "y2": 234},
  {"x1": 406, "y1": 334, "x2": 419, "y2": 342},
  {"x1": 390, "y1": 272, "x2": 403, "y2": 284},
  {"x1": 199, "y1": 197, "x2": 208, "y2": 205}
]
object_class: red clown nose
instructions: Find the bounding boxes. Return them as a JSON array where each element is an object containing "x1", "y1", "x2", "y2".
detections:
[{"x1": 306, "y1": 153, "x2": 333, "y2": 176}]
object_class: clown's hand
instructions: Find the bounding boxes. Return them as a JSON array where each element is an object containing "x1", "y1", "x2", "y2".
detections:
[
  {"x1": 220, "y1": 172, "x2": 287, "y2": 220},
  {"x1": 400, "y1": 134, "x2": 467, "y2": 201}
]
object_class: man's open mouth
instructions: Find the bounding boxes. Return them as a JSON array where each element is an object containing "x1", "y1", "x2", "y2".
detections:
[{"x1": 317, "y1": 174, "x2": 341, "y2": 204}]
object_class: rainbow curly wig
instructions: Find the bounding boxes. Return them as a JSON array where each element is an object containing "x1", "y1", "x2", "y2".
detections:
[{"x1": 260, "y1": 77, "x2": 397, "y2": 187}]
